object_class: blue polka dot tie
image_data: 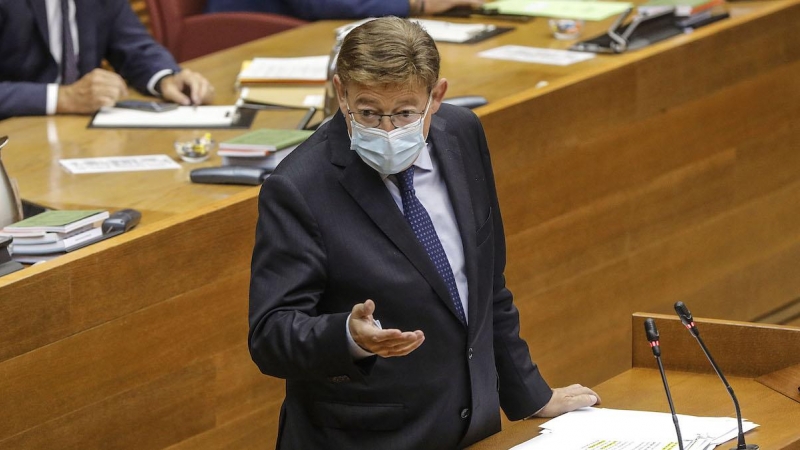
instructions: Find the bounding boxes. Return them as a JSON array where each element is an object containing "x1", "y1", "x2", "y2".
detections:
[{"x1": 397, "y1": 166, "x2": 467, "y2": 325}]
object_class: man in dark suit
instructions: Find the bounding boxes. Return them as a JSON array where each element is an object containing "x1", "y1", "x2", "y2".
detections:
[
  {"x1": 249, "y1": 17, "x2": 600, "y2": 449},
  {"x1": 207, "y1": 0, "x2": 485, "y2": 20},
  {"x1": 0, "y1": 0, "x2": 214, "y2": 120}
]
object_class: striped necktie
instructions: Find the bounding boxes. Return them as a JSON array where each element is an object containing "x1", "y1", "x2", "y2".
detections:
[{"x1": 60, "y1": 0, "x2": 79, "y2": 84}]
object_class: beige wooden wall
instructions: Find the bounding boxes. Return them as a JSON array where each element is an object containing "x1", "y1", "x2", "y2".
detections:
[{"x1": 130, "y1": 0, "x2": 152, "y2": 33}]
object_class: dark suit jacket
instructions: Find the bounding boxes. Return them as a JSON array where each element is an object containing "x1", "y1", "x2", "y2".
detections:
[
  {"x1": 206, "y1": 0, "x2": 409, "y2": 20},
  {"x1": 249, "y1": 104, "x2": 553, "y2": 449},
  {"x1": 0, "y1": 0, "x2": 180, "y2": 119}
]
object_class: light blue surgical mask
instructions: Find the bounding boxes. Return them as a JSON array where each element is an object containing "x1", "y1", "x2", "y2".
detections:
[{"x1": 348, "y1": 95, "x2": 432, "y2": 175}]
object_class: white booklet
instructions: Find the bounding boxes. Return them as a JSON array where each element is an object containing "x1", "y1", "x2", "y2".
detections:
[
  {"x1": 479, "y1": 45, "x2": 596, "y2": 66},
  {"x1": 60, "y1": 155, "x2": 181, "y2": 174}
]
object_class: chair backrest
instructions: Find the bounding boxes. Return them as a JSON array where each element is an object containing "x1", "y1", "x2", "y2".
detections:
[
  {"x1": 143, "y1": 0, "x2": 306, "y2": 62},
  {"x1": 144, "y1": 0, "x2": 204, "y2": 53}
]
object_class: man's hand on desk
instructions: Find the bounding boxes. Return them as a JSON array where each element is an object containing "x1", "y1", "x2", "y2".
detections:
[
  {"x1": 57, "y1": 68, "x2": 128, "y2": 114},
  {"x1": 534, "y1": 384, "x2": 601, "y2": 418},
  {"x1": 157, "y1": 69, "x2": 215, "y2": 106},
  {"x1": 422, "y1": 0, "x2": 486, "y2": 15}
]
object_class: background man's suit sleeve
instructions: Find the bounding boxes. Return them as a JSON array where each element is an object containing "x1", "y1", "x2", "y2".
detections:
[
  {"x1": 103, "y1": 0, "x2": 180, "y2": 95},
  {"x1": 0, "y1": 83, "x2": 48, "y2": 118}
]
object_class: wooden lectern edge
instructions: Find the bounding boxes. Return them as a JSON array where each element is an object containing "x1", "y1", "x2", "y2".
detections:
[
  {"x1": 755, "y1": 363, "x2": 800, "y2": 405},
  {"x1": 632, "y1": 312, "x2": 800, "y2": 402},
  {"x1": 632, "y1": 311, "x2": 800, "y2": 332}
]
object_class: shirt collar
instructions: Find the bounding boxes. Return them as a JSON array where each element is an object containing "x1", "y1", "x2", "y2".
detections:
[{"x1": 380, "y1": 142, "x2": 433, "y2": 181}]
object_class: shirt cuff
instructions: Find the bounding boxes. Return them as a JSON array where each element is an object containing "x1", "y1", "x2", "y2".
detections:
[
  {"x1": 46, "y1": 83, "x2": 59, "y2": 115},
  {"x1": 147, "y1": 69, "x2": 175, "y2": 96},
  {"x1": 346, "y1": 313, "x2": 378, "y2": 360}
]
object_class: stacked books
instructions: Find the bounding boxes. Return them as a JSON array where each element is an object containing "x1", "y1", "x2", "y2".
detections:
[
  {"x1": 236, "y1": 56, "x2": 329, "y2": 87},
  {"x1": 1, "y1": 209, "x2": 109, "y2": 263},
  {"x1": 218, "y1": 128, "x2": 314, "y2": 170}
]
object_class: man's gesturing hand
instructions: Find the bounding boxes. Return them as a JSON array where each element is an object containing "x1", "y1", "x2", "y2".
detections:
[{"x1": 349, "y1": 299, "x2": 425, "y2": 357}]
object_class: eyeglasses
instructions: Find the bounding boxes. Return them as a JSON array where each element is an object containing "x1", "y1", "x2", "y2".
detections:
[{"x1": 347, "y1": 109, "x2": 424, "y2": 128}]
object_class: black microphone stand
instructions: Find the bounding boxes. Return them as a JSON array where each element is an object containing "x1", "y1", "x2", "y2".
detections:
[
  {"x1": 674, "y1": 302, "x2": 759, "y2": 450},
  {"x1": 645, "y1": 318, "x2": 685, "y2": 450}
]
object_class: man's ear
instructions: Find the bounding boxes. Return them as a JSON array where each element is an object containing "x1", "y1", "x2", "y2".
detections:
[
  {"x1": 428, "y1": 78, "x2": 448, "y2": 115},
  {"x1": 333, "y1": 75, "x2": 347, "y2": 115}
]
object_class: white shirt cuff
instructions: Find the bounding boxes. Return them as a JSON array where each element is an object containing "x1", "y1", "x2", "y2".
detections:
[
  {"x1": 147, "y1": 69, "x2": 175, "y2": 96},
  {"x1": 46, "y1": 83, "x2": 59, "y2": 115},
  {"x1": 346, "y1": 313, "x2": 378, "y2": 360}
]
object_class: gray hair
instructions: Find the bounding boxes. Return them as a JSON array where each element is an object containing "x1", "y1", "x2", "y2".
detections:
[{"x1": 336, "y1": 17, "x2": 440, "y2": 92}]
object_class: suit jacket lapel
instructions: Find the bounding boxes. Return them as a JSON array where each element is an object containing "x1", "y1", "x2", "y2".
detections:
[
  {"x1": 28, "y1": 0, "x2": 51, "y2": 53},
  {"x1": 329, "y1": 113, "x2": 461, "y2": 323},
  {"x1": 428, "y1": 114, "x2": 479, "y2": 331}
]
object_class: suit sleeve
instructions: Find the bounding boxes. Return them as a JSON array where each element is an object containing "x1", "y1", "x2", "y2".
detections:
[
  {"x1": 285, "y1": 0, "x2": 409, "y2": 20},
  {"x1": 102, "y1": 0, "x2": 180, "y2": 95},
  {"x1": 249, "y1": 173, "x2": 375, "y2": 382},
  {"x1": 0, "y1": 82, "x2": 47, "y2": 119},
  {"x1": 471, "y1": 113, "x2": 554, "y2": 420}
]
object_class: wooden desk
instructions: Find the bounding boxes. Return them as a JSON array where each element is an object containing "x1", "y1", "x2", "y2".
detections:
[
  {"x1": 1, "y1": 3, "x2": 798, "y2": 448},
  {"x1": 470, "y1": 314, "x2": 800, "y2": 449}
]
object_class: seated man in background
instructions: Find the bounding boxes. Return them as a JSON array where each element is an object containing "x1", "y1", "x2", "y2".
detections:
[
  {"x1": 207, "y1": 0, "x2": 486, "y2": 20},
  {"x1": 0, "y1": 0, "x2": 214, "y2": 120}
]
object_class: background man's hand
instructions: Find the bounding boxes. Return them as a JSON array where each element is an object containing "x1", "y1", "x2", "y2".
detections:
[
  {"x1": 535, "y1": 384, "x2": 601, "y2": 417},
  {"x1": 424, "y1": 0, "x2": 486, "y2": 15},
  {"x1": 349, "y1": 299, "x2": 425, "y2": 357},
  {"x1": 56, "y1": 68, "x2": 128, "y2": 114},
  {"x1": 158, "y1": 69, "x2": 215, "y2": 106}
]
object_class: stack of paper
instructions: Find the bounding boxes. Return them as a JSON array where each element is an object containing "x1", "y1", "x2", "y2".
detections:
[
  {"x1": 512, "y1": 407, "x2": 758, "y2": 449},
  {"x1": 237, "y1": 56, "x2": 329, "y2": 85},
  {"x1": 484, "y1": 0, "x2": 633, "y2": 21},
  {"x1": 239, "y1": 86, "x2": 325, "y2": 110}
]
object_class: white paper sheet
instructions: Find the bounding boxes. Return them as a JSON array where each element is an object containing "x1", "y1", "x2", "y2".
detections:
[
  {"x1": 91, "y1": 106, "x2": 237, "y2": 128},
  {"x1": 479, "y1": 45, "x2": 596, "y2": 66},
  {"x1": 511, "y1": 408, "x2": 758, "y2": 450},
  {"x1": 59, "y1": 155, "x2": 181, "y2": 174}
]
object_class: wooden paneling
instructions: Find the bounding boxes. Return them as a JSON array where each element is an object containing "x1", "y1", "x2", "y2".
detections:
[{"x1": 481, "y1": 4, "x2": 800, "y2": 387}]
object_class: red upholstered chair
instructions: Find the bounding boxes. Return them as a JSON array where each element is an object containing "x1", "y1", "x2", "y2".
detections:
[{"x1": 145, "y1": 0, "x2": 306, "y2": 62}]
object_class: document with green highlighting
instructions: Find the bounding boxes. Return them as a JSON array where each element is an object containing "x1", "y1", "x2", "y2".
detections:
[{"x1": 484, "y1": 0, "x2": 633, "y2": 21}]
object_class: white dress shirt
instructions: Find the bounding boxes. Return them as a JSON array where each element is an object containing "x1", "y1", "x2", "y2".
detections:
[{"x1": 346, "y1": 141, "x2": 469, "y2": 358}]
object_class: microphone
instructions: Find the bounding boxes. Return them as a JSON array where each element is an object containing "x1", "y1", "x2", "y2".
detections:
[
  {"x1": 644, "y1": 318, "x2": 684, "y2": 450},
  {"x1": 674, "y1": 301, "x2": 759, "y2": 450}
]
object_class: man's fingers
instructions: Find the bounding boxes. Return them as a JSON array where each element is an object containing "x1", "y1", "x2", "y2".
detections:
[
  {"x1": 352, "y1": 299, "x2": 375, "y2": 320},
  {"x1": 373, "y1": 332, "x2": 425, "y2": 357},
  {"x1": 162, "y1": 82, "x2": 192, "y2": 106}
]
